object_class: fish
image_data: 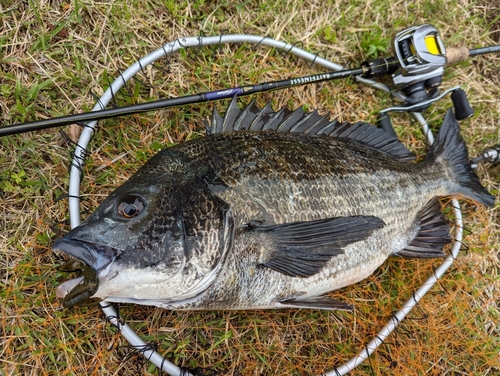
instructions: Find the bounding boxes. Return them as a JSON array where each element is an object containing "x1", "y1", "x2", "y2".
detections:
[{"x1": 52, "y1": 98, "x2": 494, "y2": 310}]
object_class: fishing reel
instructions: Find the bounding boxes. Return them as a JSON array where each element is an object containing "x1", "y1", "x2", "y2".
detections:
[
  {"x1": 391, "y1": 25, "x2": 446, "y2": 105},
  {"x1": 389, "y1": 24, "x2": 473, "y2": 118},
  {"x1": 372, "y1": 24, "x2": 475, "y2": 137},
  {"x1": 361, "y1": 24, "x2": 475, "y2": 120}
]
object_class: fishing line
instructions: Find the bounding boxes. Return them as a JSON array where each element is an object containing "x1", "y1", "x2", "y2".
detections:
[
  {"x1": 57, "y1": 32, "x2": 492, "y2": 376},
  {"x1": 58, "y1": 130, "x2": 91, "y2": 181}
]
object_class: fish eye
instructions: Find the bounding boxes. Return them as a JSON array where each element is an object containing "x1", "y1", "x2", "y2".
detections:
[{"x1": 117, "y1": 196, "x2": 146, "y2": 219}]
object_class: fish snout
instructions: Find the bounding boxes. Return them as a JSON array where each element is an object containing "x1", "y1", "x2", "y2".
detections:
[
  {"x1": 52, "y1": 238, "x2": 117, "y2": 307},
  {"x1": 52, "y1": 238, "x2": 116, "y2": 271}
]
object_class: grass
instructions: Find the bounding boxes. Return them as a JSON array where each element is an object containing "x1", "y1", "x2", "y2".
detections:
[{"x1": 1, "y1": 0, "x2": 500, "y2": 375}]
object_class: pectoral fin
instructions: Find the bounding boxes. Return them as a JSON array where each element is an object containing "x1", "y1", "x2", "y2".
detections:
[
  {"x1": 249, "y1": 215, "x2": 385, "y2": 277},
  {"x1": 277, "y1": 296, "x2": 353, "y2": 311}
]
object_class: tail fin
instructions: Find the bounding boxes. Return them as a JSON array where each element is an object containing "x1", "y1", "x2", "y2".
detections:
[{"x1": 428, "y1": 109, "x2": 494, "y2": 207}]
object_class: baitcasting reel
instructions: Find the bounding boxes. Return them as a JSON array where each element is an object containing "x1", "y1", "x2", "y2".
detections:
[
  {"x1": 391, "y1": 24, "x2": 447, "y2": 105},
  {"x1": 389, "y1": 24, "x2": 473, "y2": 118},
  {"x1": 375, "y1": 24, "x2": 475, "y2": 136}
]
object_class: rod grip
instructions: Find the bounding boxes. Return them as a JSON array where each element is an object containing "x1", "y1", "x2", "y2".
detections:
[{"x1": 446, "y1": 46, "x2": 470, "y2": 64}]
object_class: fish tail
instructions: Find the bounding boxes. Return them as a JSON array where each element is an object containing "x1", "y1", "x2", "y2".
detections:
[{"x1": 427, "y1": 109, "x2": 494, "y2": 207}]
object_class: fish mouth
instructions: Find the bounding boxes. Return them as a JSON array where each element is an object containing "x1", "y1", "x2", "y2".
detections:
[{"x1": 52, "y1": 238, "x2": 116, "y2": 308}]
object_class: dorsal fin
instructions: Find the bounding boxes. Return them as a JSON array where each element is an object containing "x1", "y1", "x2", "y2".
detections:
[
  {"x1": 327, "y1": 121, "x2": 415, "y2": 162},
  {"x1": 221, "y1": 97, "x2": 241, "y2": 133},
  {"x1": 206, "y1": 97, "x2": 415, "y2": 161},
  {"x1": 235, "y1": 99, "x2": 260, "y2": 131},
  {"x1": 249, "y1": 101, "x2": 275, "y2": 130},
  {"x1": 261, "y1": 106, "x2": 292, "y2": 131}
]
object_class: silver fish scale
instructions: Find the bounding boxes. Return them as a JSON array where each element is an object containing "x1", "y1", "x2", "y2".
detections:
[
  {"x1": 161, "y1": 130, "x2": 453, "y2": 309},
  {"x1": 177, "y1": 131, "x2": 447, "y2": 224}
]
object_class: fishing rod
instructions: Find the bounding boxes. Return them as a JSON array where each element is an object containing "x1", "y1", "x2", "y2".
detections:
[
  {"x1": 2, "y1": 25, "x2": 499, "y2": 138},
  {"x1": 0, "y1": 66, "x2": 367, "y2": 137}
]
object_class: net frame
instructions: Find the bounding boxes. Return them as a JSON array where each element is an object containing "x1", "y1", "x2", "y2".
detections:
[{"x1": 66, "y1": 34, "x2": 464, "y2": 376}]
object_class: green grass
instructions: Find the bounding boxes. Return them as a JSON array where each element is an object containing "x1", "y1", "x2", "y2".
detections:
[{"x1": 1, "y1": 0, "x2": 500, "y2": 375}]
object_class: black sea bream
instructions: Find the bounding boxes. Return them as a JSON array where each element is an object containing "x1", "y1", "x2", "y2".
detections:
[{"x1": 53, "y1": 99, "x2": 494, "y2": 310}]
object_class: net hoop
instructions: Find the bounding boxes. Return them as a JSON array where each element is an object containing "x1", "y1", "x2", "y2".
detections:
[{"x1": 67, "y1": 34, "x2": 463, "y2": 376}]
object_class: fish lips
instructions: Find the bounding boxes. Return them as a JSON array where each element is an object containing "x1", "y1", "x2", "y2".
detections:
[{"x1": 52, "y1": 238, "x2": 116, "y2": 308}]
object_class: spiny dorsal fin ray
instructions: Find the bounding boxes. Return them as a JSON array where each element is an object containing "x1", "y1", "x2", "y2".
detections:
[
  {"x1": 221, "y1": 96, "x2": 241, "y2": 133},
  {"x1": 261, "y1": 106, "x2": 292, "y2": 131},
  {"x1": 276, "y1": 107, "x2": 311, "y2": 133},
  {"x1": 305, "y1": 115, "x2": 338, "y2": 135},
  {"x1": 206, "y1": 98, "x2": 415, "y2": 161},
  {"x1": 249, "y1": 101, "x2": 275, "y2": 131},
  {"x1": 206, "y1": 107, "x2": 224, "y2": 136},
  {"x1": 289, "y1": 110, "x2": 329, "y2": 134},
  {"x1": 234, "y1": 99, "x2": 260, "y2": 131}
]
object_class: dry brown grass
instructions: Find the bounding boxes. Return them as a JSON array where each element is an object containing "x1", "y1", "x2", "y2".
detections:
[{"x1": 1, "y1": 0, "x2": 499, "y2": 375}]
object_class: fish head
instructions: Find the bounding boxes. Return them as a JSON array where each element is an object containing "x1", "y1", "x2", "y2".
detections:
[{"x1": 53, "y1": 159, "x2": 234, "y2": 308}]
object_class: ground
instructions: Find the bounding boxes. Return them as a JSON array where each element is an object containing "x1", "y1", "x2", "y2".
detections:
[{"x1": 0, "y1": 0, "x2": 499, "y2": 375}]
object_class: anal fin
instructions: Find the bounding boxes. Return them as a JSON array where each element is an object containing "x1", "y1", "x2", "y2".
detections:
[
  {"x1": 277, "y1": 296, "x2": 353, "y2": 311},
  {"x1": 395, "y1": 198, "x2": 452, "y2": 258}
]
